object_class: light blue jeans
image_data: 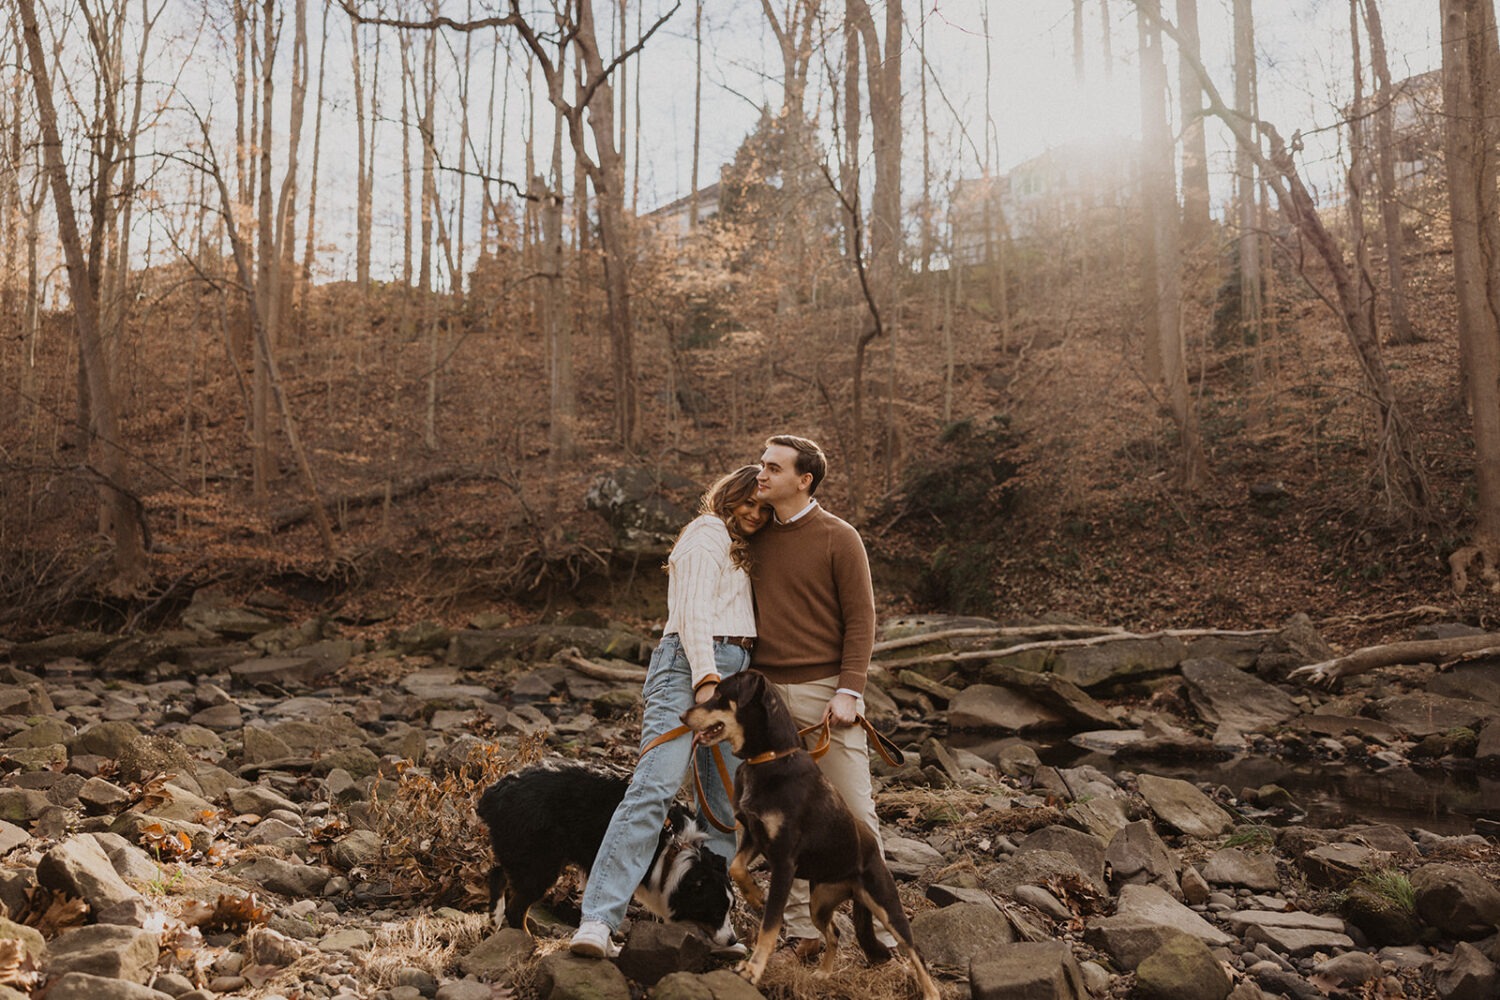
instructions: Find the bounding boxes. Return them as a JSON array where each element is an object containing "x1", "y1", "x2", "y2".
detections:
[{"x1": 580, "y1": 634, "x2": 747, "y2": 930}]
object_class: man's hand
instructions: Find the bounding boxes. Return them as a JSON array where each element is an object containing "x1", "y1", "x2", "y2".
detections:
[
  {"x1": 825, "y1": 690, "x2": 859, "y2": 727},
  {"x1": 694, "y1": 682, "x2": 717, "y2": 704}
]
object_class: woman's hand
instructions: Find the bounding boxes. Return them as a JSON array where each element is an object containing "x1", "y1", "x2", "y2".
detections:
[{"x1": 694, "y1": 682, "x2": 717, "y2": 704}]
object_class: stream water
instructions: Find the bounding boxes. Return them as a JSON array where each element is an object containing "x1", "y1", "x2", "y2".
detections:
[{"x1": 948, "y1": 734, "x2": 1500, "y2": 837}]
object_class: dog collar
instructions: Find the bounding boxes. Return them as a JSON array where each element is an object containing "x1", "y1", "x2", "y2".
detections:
[{"x1": 743, "y1": 747, "x2": 803, "y2": 766}]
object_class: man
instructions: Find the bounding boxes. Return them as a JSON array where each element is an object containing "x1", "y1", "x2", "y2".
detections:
[{"x1": 748, "y1": 433, "x2": 895, "y2": 957}]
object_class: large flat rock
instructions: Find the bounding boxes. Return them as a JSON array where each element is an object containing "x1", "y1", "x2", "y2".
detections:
[{"x1": 1084, "y1": 883, "x2": 1232, "y2": 970}]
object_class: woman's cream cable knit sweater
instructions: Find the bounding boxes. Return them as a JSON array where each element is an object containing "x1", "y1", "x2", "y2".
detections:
[{"x1": 661, "y1": 514, "x2": 758, "y2": 690}]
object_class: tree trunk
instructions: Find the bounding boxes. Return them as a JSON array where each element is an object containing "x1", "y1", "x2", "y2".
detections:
[
  {"x1": 105, "y1": 0, "x2": 160, "y2": 406},
  {"x1": 981, "y1": 1, "x2": 1009, "y2": 343},
  {"x1": 1347, "y1": 0, "x2": 1378, "y2": 347},
  {"x1": 17, "y1": 0, "x2": 147, "y2": 591},
  {"x1": 1441, "y1": 0, "x2": 1500, "y2": 591},
  {"x1": 571, "y1": 0, "x2": 637, "y2": 447},
  {"x1": 689, "y1": 0, "x2": 702, "y2": 229},
  {"x1": 299, "y1": 0, "x2": 328, "y2": 327},
  {"x1": 234, "y1": 0, "x2": 250, "y2": 211},
  {"x1": 251, "y1": 0, "x2": 278, "y2": 500},
  {"x1": 419, "y1": 23, "x2": 435, "y2": 300},
  {"x1": 1233, "y1": 0, "x2": 1263, "y2": 354},
  {"x1": 350, "y1": 15, "x2": 371, "y2": 293},
  {"x1": 1176, "y1": 0, "x2": 1211, "y2": 245},
  {"x1": 918, "y1": 0, "x2": 931, "y2": 277},
  {"x1": 399, "y1": 29, "x2": 415, "y2": 304},
  {"x1": 1364, "y1": 0, "x2": 1417, "y2": 344},
  {"x1": 199, "y1": 120, "x2": 338, "y2": 555},
  {"x1": 1139, "y1": 0, "x2": 1206, "y2": 488},
  {"x1": 456, "y1": 0, "x2": 473, "y2": 295},
  {"x1": 544, "y1": 96, "x2": 575, "y2": 461},
  {"x1": 274, "y1": 0, "x2": 308, "y2": 344},
  {"x1": 1150, "y1": 2, "x2": 1428, "y2": 518}
]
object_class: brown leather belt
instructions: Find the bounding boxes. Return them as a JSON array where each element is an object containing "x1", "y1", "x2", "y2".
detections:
[{"x1": 663, "y1": 633, "x2": 756, "y2": 651}]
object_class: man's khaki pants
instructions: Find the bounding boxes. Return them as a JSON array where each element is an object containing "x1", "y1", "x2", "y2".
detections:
[{"x1": 766, "y1": 675, "x2": 898, "y2": 946}]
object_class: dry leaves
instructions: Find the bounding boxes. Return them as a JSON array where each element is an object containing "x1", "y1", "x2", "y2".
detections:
[
  {"x1": 139, "y1": 823, "x2": 194, "y2": 861},
  {"x1": 13, "y1": 886, "x2": 88, "y2": 937},
  {"x1": 131, "y1": 773, "x2": 179, "y2": 812},
  {"x1": 179, "y1": 892, "x2": 270, "y2": 934},
  {"x1": 365, "y1": 734, "x2": 546, "y2": 902}
]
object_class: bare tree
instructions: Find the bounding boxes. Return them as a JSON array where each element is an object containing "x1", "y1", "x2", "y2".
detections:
[
  {"x1": 273, "y1": 0, "x2": 309, "y2": 340},
  {"x1": 1176, "y1": 0, "x2": 1210, "y2": 244},
  {"x1": 188, "y1": 110, "x2": 338, "y2": 553},
  {"x1": 1141, "y1": 1, "x2": 1428, "y2": 518},
  {"x1": 1441, "y1": 0, "x2": 1500, "y2": 591},
  {"x1": 1138, "y1": 0, "x2": 1206, "y2": 487},
  {"x1": 757, "y1": 0, "x2": 822, "y2": 303},
  {"x1": 17, "y1": 0, "x2": 147, "y2": 590},
  {"x1": 509, "y1": 0, "x2": 681, "y2": 448},
  {"x1": 350, "y1": 13, "x2": 373, "y2": 292},
  {"x1": 689, "y1": 0, "x2": 702, "y2": 229},
  {"x1": 1363, "y1": 0, "x2": 1417, "y2": 344},
  {"x1": 543, "y1": 27, "x2": 575, "y2": 461},
  {"x1": 300, "y1": 0, "x2": 330, "y2": 325},
  {"x1": 250, "y1": 0, "x2": 280, "y2": 498},
  {"x1": 1346, "y1": 0, "x2": 1377, "y2": 348},
  {"x1": 399, "y1": 27, "x2": 416, "y2": 297},
  {"x1": 1233, "y1": 0, "x2": 1263, "y2": 352}
]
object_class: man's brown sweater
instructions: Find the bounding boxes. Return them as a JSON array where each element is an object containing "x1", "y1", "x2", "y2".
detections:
[{"x1": 748, "y1": 503, "x2": 876, "y2": 694}]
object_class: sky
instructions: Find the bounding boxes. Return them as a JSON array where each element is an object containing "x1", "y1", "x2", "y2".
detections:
[
  {"x1": 104, "y1": 0, "x2": 1446, "y2": 284},
  {"x1": 624, "y1": 1, "x2": 1441, "y2": 207}
]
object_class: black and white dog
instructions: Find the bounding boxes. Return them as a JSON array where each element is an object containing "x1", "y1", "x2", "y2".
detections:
[{"x1": 476, "y1": 761, "x2": 738, "y2": 947}]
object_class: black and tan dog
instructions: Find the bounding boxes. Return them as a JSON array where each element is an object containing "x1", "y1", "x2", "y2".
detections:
[{"x1": 681, "y1": 670, "x2": 940, "y2": 1000}]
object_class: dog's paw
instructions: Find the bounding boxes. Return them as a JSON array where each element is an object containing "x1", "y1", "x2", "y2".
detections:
[{"x1": 734, "y1": 960, "x2": 764, "y2": 985}]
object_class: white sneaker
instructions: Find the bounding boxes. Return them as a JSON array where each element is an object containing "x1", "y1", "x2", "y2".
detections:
[{"x1": 569, "y1": 920, "x2": 619, "y2": 958}]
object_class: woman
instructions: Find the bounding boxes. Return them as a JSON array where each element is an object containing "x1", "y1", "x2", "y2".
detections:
[{"x1": 570, "y1": 465, "x2": 769, "y2": 958}]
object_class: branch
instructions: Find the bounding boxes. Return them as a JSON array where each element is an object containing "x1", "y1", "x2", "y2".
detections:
[
  {"x1": 338, "y1": 0, "x2": 521, "y2": 33},
  {"x1": 576, "y1": 1, "x2": 682, "y2": 114},
  {"x1": 874, "y1": 626, "x2": 1278, "y2": 673},
  {"x1": 817, "y1": 159, "x2": 882, "y2": 346},
  {"x1": 872, "y1": 624, "x2": 1125, "y2": 654},
  {"x1": 559, "y1": 648, "x2": 647, "y2": 682},
  {"x1": 1290, "y1": 633, "x2": 1500, "y2": 687}
]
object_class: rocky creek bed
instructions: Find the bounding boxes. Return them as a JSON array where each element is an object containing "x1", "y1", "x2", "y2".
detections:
[{"x1": 0, "y1": 599, "x2": 1497, "y2": 1000}]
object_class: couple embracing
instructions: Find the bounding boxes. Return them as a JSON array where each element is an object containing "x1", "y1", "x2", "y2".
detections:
[{"x1": 570, "y1": 433, "x2": 891, "y2": 960}]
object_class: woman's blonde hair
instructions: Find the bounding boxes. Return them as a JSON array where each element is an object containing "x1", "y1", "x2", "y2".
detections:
[{"x1": 699, "y1": 465, "x2": 764, "y2": 570}]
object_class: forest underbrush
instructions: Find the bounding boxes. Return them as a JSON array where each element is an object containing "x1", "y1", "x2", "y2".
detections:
[{"x1": 0, "y1": 213, "x2": 1490, "y2": 651}]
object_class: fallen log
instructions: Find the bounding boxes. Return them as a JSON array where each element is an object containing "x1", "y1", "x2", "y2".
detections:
[
  {"x1": 874, "y1": 626, "x2": 1276, "y2": 673},
  {"x1": 1289, "y1": 633, "x2": 1500, "y2": 687},
  {"x1": 872, "y1": 624, "x2": 1124, "y2": 654},
  {"x1": 266, "y1": 467, "x2": 473, "y2": 531},
  {"x1": 559, "y1": 648, "x2": 648, "y2": 683}
]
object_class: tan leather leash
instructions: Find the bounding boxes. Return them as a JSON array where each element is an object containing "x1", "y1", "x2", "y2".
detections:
[
  {"x1": 639, "y1": 714, "x2": 906, "y2": 833},
  {"x1": 640, "y1": 725, "x2": 738, "y2": 833},
  {"x1": 791, "y1": 715, "x2": 907, "y2": 768}
]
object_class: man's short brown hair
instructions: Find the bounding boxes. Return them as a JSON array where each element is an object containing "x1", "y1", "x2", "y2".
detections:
[{"x1": 765, "y1": 434, "x2": 828, "y2": 495}]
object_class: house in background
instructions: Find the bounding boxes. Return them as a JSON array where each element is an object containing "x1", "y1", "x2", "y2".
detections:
[
  {"x1": 1351, "y1": 68, "x2": 1442, "y2": 187},
  {"x1": 644, "y1": 182, "x2": 721, "y2": 248},
  {"x1": 950, "y1": 136, "x2": 1138, "y2": 266}
]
